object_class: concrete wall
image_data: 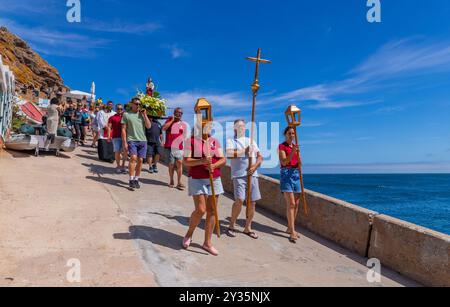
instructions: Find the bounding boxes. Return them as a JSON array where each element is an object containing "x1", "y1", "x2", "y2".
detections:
[
  {"x1": 162, "y1": 155, "x2": 449, "y2": 286},
  {"x1": 369, "y1": 215, "x2": 450, "y2": 287},
  {"x1": 221, "y1": 165, "x2": 375, "y2": 257},
  {"x1": 169, "y1": 160, "x2": 373, "y2": 256}
]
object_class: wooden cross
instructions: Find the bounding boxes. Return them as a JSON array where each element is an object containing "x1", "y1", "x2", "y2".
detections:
[
  {"x1": 245, "y1": 49, "x2": 271, "y2": 217},
  {"x1": 246, "y1": 48, "x2": 271, "y2": 94}
]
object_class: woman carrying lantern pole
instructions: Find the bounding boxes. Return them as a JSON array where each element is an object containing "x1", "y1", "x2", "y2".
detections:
[
  {"x1": 182, "y1": 99, "x2": 226, "y2": 256},
  {"x1": 278, "y1": 105, "x2": 309, "y2": 244}
]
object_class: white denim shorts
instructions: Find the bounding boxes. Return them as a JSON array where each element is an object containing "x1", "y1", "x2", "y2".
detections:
[{"x1": 188, "y1": 177, "x2": 224, "y2": 197}]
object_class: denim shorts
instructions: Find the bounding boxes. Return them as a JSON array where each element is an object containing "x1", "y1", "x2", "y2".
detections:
[
  {"x1": 147, "y1": 143, "x2": 163, "y2": 157},
  {"x1": 166, "y1": 148, "x2": 184, "y2": 164},
  {"x1": 112, "y1": 138, "x2": 123, "y2": 153},
  {"x1": 233, "y1": 176, "x2": 261, "y2": 202},
  {"x1": 280, "y1": 168, "x2": 301, "y2": 194},
  {"x1": 188, "y1": 177, "x2": 224, "y2": 197},
  {"x1": 128, "y1": 141, "x2": 147, "y2": 159}
]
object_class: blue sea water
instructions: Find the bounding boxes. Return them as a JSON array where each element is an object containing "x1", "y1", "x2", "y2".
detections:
[{"x1": 267, "y1": 173, "x2": 450, "y2": 235}]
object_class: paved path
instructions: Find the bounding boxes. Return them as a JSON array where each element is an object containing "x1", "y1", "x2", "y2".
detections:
[{"x1": 0, "y1": 146, "x2": 419, "y2": 287}]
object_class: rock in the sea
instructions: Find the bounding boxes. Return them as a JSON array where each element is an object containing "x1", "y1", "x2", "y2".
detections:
[{"x1": 0, "y1": 26, "x2": 67, "y2": 94}]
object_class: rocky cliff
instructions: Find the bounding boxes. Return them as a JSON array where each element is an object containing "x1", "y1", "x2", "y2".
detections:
[{"x1": 0, "y1": 27, "x2": 67, "y2": 93}]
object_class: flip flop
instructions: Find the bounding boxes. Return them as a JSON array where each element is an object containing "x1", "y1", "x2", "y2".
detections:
[
  {"x1": 202, "y1": 245, "x2": 219, "y2": 256},
  {"x1": 169, "y1": 183, "x2": 175, "y2": 189},
  {"x1": 243, "y1": 231, "x2": 259, "y2": 240},
  {"x1": 226, "y1": 228, "x2": 237, "y2": 238},
  {"x1": 176, "y1": 184, "x2": 185, "y2": 191},
  {"x1": 289, "y1": 236, "x2": 299, "y2": 244}
]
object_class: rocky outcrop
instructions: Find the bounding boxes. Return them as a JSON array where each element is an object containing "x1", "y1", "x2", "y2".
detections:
[{"x1": 0, "y1": 27, "x2": 67, "y2": 94}]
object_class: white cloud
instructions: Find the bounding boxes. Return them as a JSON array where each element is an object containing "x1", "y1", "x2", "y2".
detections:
[
  {"x1": 0, "y1": 19, "x2": 110, "y2": 58},
  {"x1": 276, "y1": 38, "x2": 450, "y2": 109},
  {"x1": 161, "y1": 44, "x2": 189, "y2": 59},
  {"x1": 82, "y1": 19, "x2": 162, "y2": 34},
  {"x1": 0, "y1": 0, "x2": 58, "y2": 14},
  {"x1": 163, "y1": 90, "x2": 247, "y2": 109}
]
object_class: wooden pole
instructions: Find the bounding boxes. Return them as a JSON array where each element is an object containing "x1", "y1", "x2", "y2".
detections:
[
  {"x1": 294, "y1": 128, "x2": 309, "y2": 216},
  {"x1": 205, "y1": 136, "x2": 221, "y2": 238}
]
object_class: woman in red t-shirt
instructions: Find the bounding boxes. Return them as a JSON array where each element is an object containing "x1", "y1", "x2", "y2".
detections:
[
  {"x1": 278, "y1": 126, "x2": 302, "y2": 243},
  {"x1": 182, "y1": 123, "x2": 226, "y2": 256}
]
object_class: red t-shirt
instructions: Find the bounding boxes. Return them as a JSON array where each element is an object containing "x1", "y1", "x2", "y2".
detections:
[
  {"x1": 164, "y1": 116, "x2": 187, "y2": 150},
  {"x1": 279, "y1": 142, "x2": 299, "y2": 169},
  {"x1": 108, "y1": 114, "x2": 123, "y2": 139},
  {"x1": 186, "y1": 136, "x2": 222, "y2": 179}
]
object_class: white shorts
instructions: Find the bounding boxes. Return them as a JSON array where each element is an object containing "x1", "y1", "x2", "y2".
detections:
[
  {"x1": 188, "y1": 177, "x2": 224, "y2": 197},
  {"x1": 233, "y1": 176, "x2": 261, "y2": 202}
]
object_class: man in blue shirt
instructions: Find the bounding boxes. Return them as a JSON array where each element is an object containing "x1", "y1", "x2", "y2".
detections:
[{"x1": 146, "y1": 117, "x2": 163, "y2": 174}]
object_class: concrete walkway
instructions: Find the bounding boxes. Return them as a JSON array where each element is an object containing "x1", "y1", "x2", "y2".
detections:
[{"x1": 0, "y1": 146, "x2": 419, "y2": 287}]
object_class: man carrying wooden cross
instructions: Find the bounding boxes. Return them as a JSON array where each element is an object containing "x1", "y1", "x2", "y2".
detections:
[{"x1": 226, "y1": 119, "x2": 264, "y2": 239}]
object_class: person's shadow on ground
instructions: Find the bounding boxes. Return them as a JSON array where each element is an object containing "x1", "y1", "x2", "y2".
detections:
[
  {"x1": 113, "y1": 225, "x2": 208, "y2": 255},
  {"x1": 81, "y1": 163, "x2": 168, "y2": 189},
  {"x1": 148, "y1": 212, "x2": 209, "y2": 231}
]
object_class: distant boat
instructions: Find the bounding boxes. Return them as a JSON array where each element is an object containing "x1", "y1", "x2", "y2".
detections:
[
  {"x1": 5, "y1": 134, "x2": 76, "y2": 155},
  {"x1": 4, "y1": 134, "x2": 38, "y2": 151}
]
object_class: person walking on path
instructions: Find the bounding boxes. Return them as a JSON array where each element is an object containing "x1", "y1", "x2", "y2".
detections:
[
  {"x1": 63, "y1": 102, "x2": 75, "y2": 135},
  {"x1": 225, "y1": 119, "x2": 264, "y2": 240},
  {"x1": 121, "y1": 98, "x2": 152, "y2": 190},
  {"x1": 44, "y1": 97, "x2": 60, "y2": 150},
  {"x1": 279, "y1": 126, "x2": 302, "y2": 244},
  {"x1": 81, "y1": 104, "x2": 91, "y2": 142},
  {"x1": 90, "y1": 106, "x2": 100, "y2": 148},
  {"x1": 146, "y1": 117, "x2": 164, "y2": 174},
  {"x1": 162, "y1": 108, "x2": 188, "y2": 190},
  {"x1": 73, "y1": 101, "x2": 86, "y2": 146},
  {"x1": 108, "y1": 104, "x2": 127, "y2": 174},
  {"x1": 182, "y1": 122, "x2": 226, "y2": 256},
  {"x1": 96, "y1": 101, "x2": 116, "y2": 141}
]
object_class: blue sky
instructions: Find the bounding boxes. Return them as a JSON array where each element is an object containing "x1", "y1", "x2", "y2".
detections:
[{"x1": 1, "y1": 0, "x2": 450, "y2": 173}]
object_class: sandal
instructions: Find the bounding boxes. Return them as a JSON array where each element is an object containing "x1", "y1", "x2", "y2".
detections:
[
  {"x1": 289, "y1": 235, "x2": 299, "y2": 244},
  {"x1": 243, "y1": 231, "x2": 259, "y2": 240},
  {"x1": 169, "y1": 183, "x2": 175, "y2": 189},
  {"x1": 202, "y1": 245, "x2": 219, "y2": 256},
  {"x1": 176, "y1": 184, "x2": 186, "y2": 191},
  {"x1": 226, "y1": 228, "x2": 237, "y2": 238},
  {"x1": 182, "y1": 236, "x2": 192, "y2": 249}
]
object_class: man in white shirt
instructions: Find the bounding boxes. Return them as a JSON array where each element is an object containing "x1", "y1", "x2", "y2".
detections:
[
  {"x1": 96, "y1": 101, "x2": 116, "y2": 139},
  {"x1": 226, "y1": 119, "x2": 264, "y2": 240}
]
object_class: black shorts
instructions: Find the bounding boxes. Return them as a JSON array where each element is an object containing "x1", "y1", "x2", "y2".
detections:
[{"x1": 147, "y1": 143, "x2": 163, "y2": 157}]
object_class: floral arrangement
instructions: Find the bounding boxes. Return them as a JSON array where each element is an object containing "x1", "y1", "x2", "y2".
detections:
[{"x1": 136, "y1": 90, "x2": 167, "y2": 118}]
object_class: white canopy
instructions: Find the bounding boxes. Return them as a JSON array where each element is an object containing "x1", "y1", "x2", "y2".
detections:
[{"x1": 66, "y1": 90, "x2": 96, "y2": 102}]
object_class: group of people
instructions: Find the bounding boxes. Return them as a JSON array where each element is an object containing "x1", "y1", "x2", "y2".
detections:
[
  {"x1": 48, "y1": 96, "x2": 305, "y2": 257},
  {"x1": 105, "y1": 97, "x2": 303, "y2": 256},
  {"x1": 44, "y1": 96, "x2": 113, "y2": 148}
]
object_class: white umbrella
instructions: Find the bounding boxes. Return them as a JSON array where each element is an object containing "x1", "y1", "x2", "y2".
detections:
[{"x1": 90, "y1": 81, "x2": 96, "y2": 103}]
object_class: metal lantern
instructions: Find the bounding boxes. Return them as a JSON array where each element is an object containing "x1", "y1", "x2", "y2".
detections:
[
  {"x1": 285, "y1": 105, "x2": 302, "y2": 127},
  {"x1": 194, "y1": 98, "x2": 212, "y2": 125}
]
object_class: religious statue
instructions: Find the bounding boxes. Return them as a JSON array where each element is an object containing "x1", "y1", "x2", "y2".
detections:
[{"x1": 146, "y1": 78, "x2": 155, "y2": 97}]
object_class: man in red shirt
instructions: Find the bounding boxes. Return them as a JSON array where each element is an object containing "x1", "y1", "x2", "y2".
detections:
[
  {"x1": 108, "y1": 104, "x2": 127, "y2": 174},
  {"x1": 162, "y1": 108, "x2": 188, "y2": 190}
]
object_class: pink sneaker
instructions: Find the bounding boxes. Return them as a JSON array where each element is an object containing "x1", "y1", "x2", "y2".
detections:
[
  {"x1": 182, "y1": 236, "x2": 192, "y2": 249},
  {"x1": 202, "y1": 245, "x2": 219, "y2": 256}
]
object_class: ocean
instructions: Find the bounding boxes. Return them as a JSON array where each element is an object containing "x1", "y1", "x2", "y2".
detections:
[{"x1": 266, "y1": 173, "x2": 450, "y2": 235}]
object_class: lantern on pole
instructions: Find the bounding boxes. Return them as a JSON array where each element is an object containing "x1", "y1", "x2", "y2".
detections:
[
  {"x1": 285, "y1": 105, "x2": 302, "y2": 127},
  {"x1": 285, "y1": 105, "x2": 309, "y2": 216},
  {"x1": 194, "y1": 98, "x2": 212, "y2": 126},
  {"x1": 194, "y1": 98, "x2": 221, "y2": 237}
]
